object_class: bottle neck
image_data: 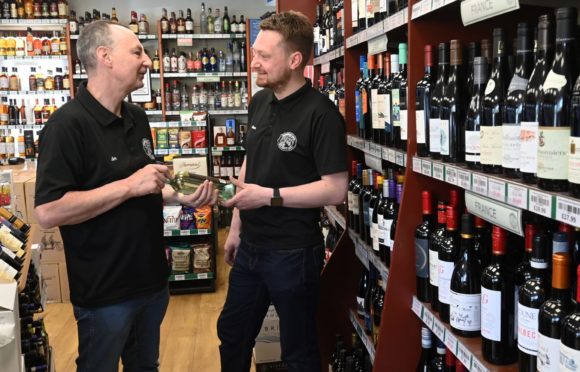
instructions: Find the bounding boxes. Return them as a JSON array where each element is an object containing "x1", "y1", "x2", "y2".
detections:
[
  {"x1": 551, "y1": 287, "x2": 570, "y2": 303},
  {"x1": 490, "y1": 252, "x2": 505, "y2": 265},
  {"x1": 459, "y1": 234, "x2": 475, "y2": 258}
]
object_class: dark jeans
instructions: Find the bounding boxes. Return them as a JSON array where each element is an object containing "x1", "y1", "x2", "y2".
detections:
[
  {"x1": 73, "y1": 286, "x2": 169, "y2": 372},
  {"x1": 217, "y1": 240, "x2": 324, "y2": 372}
]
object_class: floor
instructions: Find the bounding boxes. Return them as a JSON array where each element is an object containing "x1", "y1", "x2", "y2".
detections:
[{"x1": 43, "y1": 228, "x2": 257, "y2": 372}]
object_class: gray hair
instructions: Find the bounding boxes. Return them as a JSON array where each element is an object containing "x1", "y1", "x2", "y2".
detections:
[{"x1": 76, "y1": 20, "x2": 122, "y2": 72}]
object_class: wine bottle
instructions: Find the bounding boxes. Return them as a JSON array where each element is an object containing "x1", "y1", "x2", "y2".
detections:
[
  {"x1": 389, "y1": 54, "x2": 401, "y2": 148},
  {"x1": 515, "y1": 224, "x2": 538, "y2": 334},
  {"x1": 357, "y1": 269, "x2": 369, "y2": 319},
  {"x1": 169, "y1": 171, "x2": 235, "y2": 201},
  {"x1": 364, "y1": 54, "x2": 376, "y2": 140},
  {"x1": 429, "y1": 201, "x2": 446, "y2": 312},
  {"x1": 415, "y1": 191, "x2": 433, "y2": 303},
  {"x1": 429, "y1": 339, "x2": 446, "y2": 372},
  {"x1": 538, "y1": 253, "x2": 573, "y2": 372},
  {"x1": 440, "y1": 40, "x2": 466, "y2": 163},
  {"x1": 438, "y1": 206, "x2": 459, "y2": 323},
  {"x1": 372, "y1": 53, "x2": 386, "y2": 145},
  {"x1": 359, "y1": 170, "x2": 371, "y2": 243},
  {"x1": 430, "y1": 43, "x2": 449, "y2": 160},
  {"x1": 465, "y1": 56, "x2": 488, "y2": 169},
  {"x1": 355, "y1": 55, "x2": 367, "y2": 138},
  {"x1": 362, "y1": 170, "x2": 374, "y2": 246},
  {"x1": 381, "y1": 179, "x2": 397, "y2": 267},
  {"x1": 560, "y1": 265, "x2": 580, "y2": 370},
  {"x1": 538, "y1": 7, "x2": 579, "y2": 192},
  {"x1": 482, "y1": 28, "x2": 510, "y2": 174},
  {"x1": 445, "y1": 349, "x2": 456, "y2": 372},
  {"x1": 473, "y1": 216, "x2": 491, "y2": 268},
  {"x1": 0, "y1": 207, "x2": 30, "y2": 234},
  {"x1": 377, "y1": 176, "x2": 390, "y2": 264},
  {"x1": 379, "y1": 53, "x2": 392, "y2": 146},
  {"x1": 569, "y1": 75, "x2": 580, "y2": 196},
  {"x1": 481, "y1": 226, "x2": 517, "y2": 364},
  {"x1": 416, "y1": 45, "x2": 434, "y2": 157},
  {"x1": 416, "y1": 326, "x2": 432, "y2": 372},
  {"x1": 348, "y1": 161, "x2": 359, "y2": 229},
  {"x1": 385, "y1": 53, "x2": 398, "y2": 147},
  {"x1": 364, "y1": 267, "x2": 375, "y2": 335},
  {"x1": 503, "y1": 22, "x2": 533, "y2": 179},
  {"x1": 352, "y1": 164, "x2": 363, "y2": 234},
  {"x1": 450, "y1": 213, "x2": 480, "y2": 337},
  {"x1": 372, "y1": 274, "x2": 385, "y2": 345},
  {"x1": 466, "y1": 42, "x2": 480, "y2": 99},
  {"x1": 388, "y1": 182, "x2": 403, "y2": 259},
  {"x1": 518, "y1": 233, "x2": 551, "y2": 372},
  {"x1": 399, "y1": 43, "x2": 409, "y2": 151},
  {"x1": 371, "y1": 175, "x2": 383, "y2": 255}
]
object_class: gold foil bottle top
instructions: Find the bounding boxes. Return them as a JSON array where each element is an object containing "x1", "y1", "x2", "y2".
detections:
[{"x1": 450, "y1": 39, "x2": 462, "y2": 65}]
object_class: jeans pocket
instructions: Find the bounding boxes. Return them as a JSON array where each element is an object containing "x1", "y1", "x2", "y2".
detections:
[{"x1": 303, "y1": 244, "x2": 325, "y2": 285}]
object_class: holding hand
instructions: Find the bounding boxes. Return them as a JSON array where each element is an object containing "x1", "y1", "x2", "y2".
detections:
[
  {"x1": 177, "y1": 180, "x2": 219, "y2": 208},
  {"x1": 126, "y1": 164, "x2": 171, "y2": 197},
  {"x1": 220, "y1": 177, "x2": 270, "y2": 210}
]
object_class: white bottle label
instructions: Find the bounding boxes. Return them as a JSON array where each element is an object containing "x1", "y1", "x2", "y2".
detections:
[
  {"x1": 465, "y1": 130, "x2": 481, "y2": 162},
  {"x1": 416, "y1": 110, "x2": 426, "y2": 144},
  {"x1": 481, "y1": 287, "x2": 501, "y2": 341},
  {"x1": 543, "y1": 70, "x2": 567, "y2": 92},
  {"x1": 569, "y1": 136, "x2": 580, "y2": 184},
  {"x1": 439, "y1": 119, "x2": 450, "y2": 156},
  {"x1": 372, "y1": 223, "x2": 379, "y2": 253},
  {"x1": 386, "y1": 219, "x2": 394, "y2": 250},
  {"x1": 429, "y1": 118, "x2": 440, "y2": 152},
  {"x1": 560, "y1": 342, "x2": 580, "y2": 371},
  {"x1": 502, "y1": 124, "x2": 521, "y2": 169},
  {"x1": 371, "y1": 89, "x2": 381, "y2": 129},
  {"x1": 400, "y1": 109, "x2": 408, "y2": 140},
  {"x1": 347, "y1": 191, "x2": 353, "y2": 212},
  {"x1": 378, "y1": 214, "x2": 386, "y2": 244},
  {"x1": 485, "y1": 79, "x2": 496, "y2": 95},
  {"x1": 481, "y1": 126, "x2": 503, "y2": 166},
  {"x1": 518, "y1": 303, "x2": 540, "y2": 356},
  {"x1": 352, "y1": 197, "x2": 360, "y2": 216},
  {"x1": 429, "y1": 249, "x2": 439, "y2": 286},
  {"x1": 391, "y1": 89, "x2": 400, "y2": 127},
  {"x1": 537, "y1": 333, "x2": 560, "y2": 372},
  {"x1": 450, "y1": 291, "x2": 481, "y2": 331},
  {"x1": 520, "y1": 121, "x2": 539, "y2": 173},
  {"x1": 438, "y1": 260, "x2": 455, "y2": 305},
  {"x1": 383, "y1": 94, "x2": 391, "y2": 126},
  {"x1": 507, "y1": 74, "x2": 529, "y2": 95},
  {"x1": 537, "y1": 127, "x2": 569, "y2": 180}
]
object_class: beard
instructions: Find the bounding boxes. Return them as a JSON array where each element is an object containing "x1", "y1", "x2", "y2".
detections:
[{"x1": 255, "y1": 67, "x2": 292, "y2": 90}]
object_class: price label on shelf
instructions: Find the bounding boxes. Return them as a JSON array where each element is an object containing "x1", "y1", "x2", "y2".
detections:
[
  {"x1": 355, "y1": 242, "x2": 370, "y2": 270},
  {"x1": 488, "y1": 178, "x2": 506, "y2": 202},
  {"x1": 457, "y1": 169, "x2": 472, "y2": 190},
  {"x1": 472, "y1": 174, "x2": 488, "y2": 196},
  {"x1": 371, "y1": 143, "x2": 382, "y2": 158},
  {"x1": 388, "y1": 149, "x2": 396, "y2": 163},
  {"x1": 169, "y1": 148, "x2": 180, "y2": 155},
  {"x1": 466, "y1": 191, "x2": 524, "y2": 236},
  {"x1": 422, "y1": 308, "x2": 435, "y2": 328},
  {"x1": 163, "y1": 230, "x2": 171, "y2": 237},
  {"x1": 432, "y1": 0, "x2": 444, "y2": 10},
  {"x1": 461, "y1": 0, "x2": 520, "y2": 26},
  {"x1": 432, "y1": 317, "x2": 445, "y2": 341},
  {"x1": 197, "y1": 229, "x2": 209, "y2": 235},
  {"x1": 197, "y1": 273, "x2": 209, "y2": 279},
  {"x1": 321, "y1": 62, "x2": 330, "y2": 74},
  {"x1": 422, "y1": 0, "x2": 433, "y2": 14},
  {"x1": 444, "y1": 330, "x2": 458, "y2": 354},
  {"x1": 395, "y1": 152, "x2": 404, "y2": 167},
  {"x1": 156, "y1": 149, "x2": 169, "y2": 155},
  {"x1": 412, "y1": 1, "x2": 423, "y2": 19},
  {"x1": 367, "y1": 33, "x2": 388, "y2": 55},
  {"x1": 529, "y1": 190, "x2": 554, "y2": 218},
  {"x1": 421, "y1": 160, "x2": 432, "y2": 177},
  {"x1": 364, "y1": 154, "x2": 383, "y2": 172},
  {"x1": 177, "y1": 38, "x2": 193, "y2": 47},
  {"x1": 556, "y1": 196, "x2": 580, "y2": 228},
  {"x1": 445, "y1": 166, "x2": 458, "y2": 185},
  {"x1": 457, "y1": 343, "x2": 472, "y2": 369},
  {"x1": 507, "y1": 183, "x2": 528, "y2": 209},
  {"x1": 432, "y1": 163, "x2": 444, "y2": 181},
  {"x1": 173, "y1": 274, "x2": 185, "y2": 281},
  {"x1": 179, "y1": 230, "x2": 190, "y2": 236},
  {"x1": 413, "y1": 158, "x2": 422, "y2": 173},
  {"x1": 412, "y1": 297, "x2": 423, "y2": 317},
  {"x1": 471, "y1": 357, "x2": 490, "y2": 372}
]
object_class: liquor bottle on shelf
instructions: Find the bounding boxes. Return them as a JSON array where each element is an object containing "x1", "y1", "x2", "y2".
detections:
[
  {"x1": 351, "y1": 0, "x2": 358, "y2": 35},
  {"x1": 481, "y1": 226, "x2": 517, "y2": 364},
  {"x1": 371, "y1": 52, "x2": 385, "y2": 144},
  {"x1": 222, "y1": 7, "x2": 231, "y2": 34},
  {"x1": 481, "y1": 28, "x2": 510, "y2": 174},
  {"x1": 416, "y1": 45, "x2": 434, "y2": 157},
  {"x1": 429, "y1": 339, "x2": 446, "y2": 371},
  {"x1": 466, "y1": 42, "x2": 480, "y2": 99},
  {"x1": 389, "y1": 180, "x2": 404, "y2": 261},
  {"x1": 377, "y1": 177, "x2": 393, "y2": 266},
  {"x1": 570, "y1": 75, "x2": 580, "y2": 197},
  {"x1": 200, "y1": 2, "x2": 208, "y2": 34},
  {"x1": 518, "y1": 233, "x2": 551, "y2": 372},
  {"x1": 128, "y1": 11, "x2": 139, "y2": 34},
  {"x1": 465, "y1": 57, "x2": 488, "y2": 169},
  {"x1": 538, "y1": 252, "x2": 573, "y2": 371},
  {"x1": 379, "y1": 53, "x2": 391, "y2": 146},
  {"x1": 415, "y1": 191, "x2": 432, "y2": 303},
  {"x1": 399, "y1": 43, "x2": 409, "y2": 151},
  {"x1": 357, "y1": 0, "x2": 366, "y2": 31},
  {"x1": 385, "y1": 53, "x2": 400, "y2": 147},
  {"x1": 356, "y1": 269, "x2": 368, "y2": 319},
  {"x1": 560, "y1": 265, "x2": 580, "y2": 369},
  {"x1": 364, "y1": 267, "x2": 375, "y2": 335},
  {"x1": 138, "y1": 14, "x2": 149, "y2": 35},
  {"x1": 503, "y1": 23, "x2": 533, "y2": 179},
  {"x1": 358, "y1": 169, "x2": 369, "y2": 242},
  {"x1": 416, "y1": 326, "x2": 432, "y2": 372},
  {"x1": 438, "y1": 206, "x2": 459, "y2": 324},
  {"x1": 538, "y1": 7, "x2": 579, "y2": 192},
  {"x1": 363, "y1": 54, "x2": 375, "y2": 140},
  {"x1": 313, "y1": 3, "x2": 321, "y2": 57},
  {"x1": 207, "y1": 7, "x2": 214, "y2": 34},
  {"x1": 352, "y1": 164, "x2": 363, "y2": 235},
  {"x1": 371, "y1": 175, "x2": 384, "y2": 256},
  {"x1": 430, "y1": 43, "x2": 449, "y2": 160},
  {"x1": 390, "y1": 51, "x2": 403, "y2": 149},
  {"x1": 428, "y1": 201, "x2": 446, "y2": 313},
  {"x1": 372, "y1": 273, "x2": 385, "y2": 345},
  {"x1": 440, "y1": 39, "x2": 466, "y2": 164},
  {"x1": 362, "y1": 170, "x2": 374, "y2": 246},
  {"x1": 355, "y1": 55, "x2": 367, "y2": 138},
  {"x1": 214, "y1": 8, "x2": 222, "y2": 34}
]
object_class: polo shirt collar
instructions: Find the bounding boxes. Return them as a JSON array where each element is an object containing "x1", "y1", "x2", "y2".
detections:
[
  {"x1": 270, "y1": 78, "x2": 312, "y2": 106},
  {"x1": 76, "y1": 81, "x2": 137, "y2": 127}
]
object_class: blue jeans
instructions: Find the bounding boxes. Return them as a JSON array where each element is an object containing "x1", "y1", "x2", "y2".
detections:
[
  {"x1": 217, "y1": 240, "x2": 324, "y2": 372},
  {"x1": 73, "y1": 286, "x2": 169, "y2": 372}
]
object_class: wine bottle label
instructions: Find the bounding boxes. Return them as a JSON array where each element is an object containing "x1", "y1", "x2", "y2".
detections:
[
  {"x1": 569, "y1": 136, "x2": 580, "y2": 184},
  {"x1": 507, "y1": 74, "x2": 529, "y2": 95},
  {"x1": 416, "y1": 110, "x2": 426, "y2": 144},
  {"x1": 465, "y1": 130, "x2": 481, "y2": 162},
  {"x1": 514, "y1": 286, "x2": 519, "y2": 339},
  {"x1": 518, "y1": 303, "x2": 540, "y2": 355},
  {"x1": 502, "y1": 123, "x2": 521, "y2": 169},
  {"x1": 429, "y1": 118, "x2": 441, "y2": 152},
  {"x1": 386, "y1": 219, "x2": 394, "y2": 250},
  {"x1": 481, "y1": 287, "x2": 501, "y2": 341},
  {"x1": 450, "y1": 291, "x2": 481, "y2": 331},
  {"x1": 429, "y1": 248, "x2": 439, "y2": 286},
  {"x1": 372, "y1": 223, "x2": 379, "y2": 253},
  {"x1": 439, "y1": 119, "x2": 450, "y2": 156},
  {"x1": 347, "y1": 191, "x2": 353, "y2": 213},
  {"x1": 480, "y1": 126, "x2": 503, "y2": 165},
  {"x1": 485, "y1": 79, "x2": 496, "y2": 96},
  {"x1": 376, "y1": 92, "x2": 386, "y2": 131},
  {"x1": 379, "y1": 0, "x2": 387, "y2": 12},
  {"x1": 401, "y1": 110, "x2": 408, "y2": 141},
  {"x1": 0, "y1": 259, "x2": 17, "y2": 279},
  {"x1": 356, "y1": 296, "x2": 365, "y2": 317},
  {"x1": 438, "y1": 260, "x2": 455, "y2": 304},
  {"x1": 351, "y1": 0, "x2": 358, "y2": 26},
  {"x1": 369, "y1": 208, "x2": 374, "y2": 231},
  {"x1": 537, "y1": 333, "x2": 560, "y2": 372},
  {"x1": 537, "y1": 127, "x2": 569, "y2": 180},
  {"x1": 543, "y1": 70, "x2": 567, "y2": 92},
  {"x1": 371, "y1": 89, "x2": 381, "y2": 129},
  {"x1": 415, "y1": 238, "x2": 429, "y2": 279},
  {"x1": 520, "y1": 121, "x2": 539, "y2": 173},
  {"x1": 378, "y1": 214, "x2": 386, "y2": 243},
  {"x1": 383, "y1": 94, "x2": 391, "y2": 129},
  {"x1": 560, "y1": 342, "x2": 580, "y2": 371},
  {"x1": 391, "y1": 90, "x2": 400, "y2": 127},
  {"x1": 352, "y1": 197, "x2": 360, "y2": 216}
]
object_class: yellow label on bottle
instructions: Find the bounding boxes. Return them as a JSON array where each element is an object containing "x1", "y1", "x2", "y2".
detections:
[{"x1": 480, "y1": 126, "x2": 502, "y2": 166}]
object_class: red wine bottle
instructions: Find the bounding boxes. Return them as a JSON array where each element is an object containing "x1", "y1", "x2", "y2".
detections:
[
  {"x1": 372, "y1": 274, "x2": 385, "y2": 345},
  {"x1": 352, "y1": 164, "x2": 363, "y2": 234},
  {"x1": 347, "y1": 161, "x2": 359, "y2": 229},
  {"x1": 363, "y1": 54, "x2": 375, "y2": 140},
  {"x1": 415, "y1": 191, "x2": 433, "y2": 303},
  {"x1": 466, "y1": 42, "x2": 480, "y2": 99},
  {"x1": 416, "y1": 45, "x2": 434, "y2": 157},
  {"x1": 438, "y1": 206, "x2": 459, "y2": 323},
  {"x1": 445, "y1": 349, "x2": 456, "y2": 372},
  {"x1": 465, "y1": 56, "x2": 488, "y2": 170},
  {"x1": 538, "y1": 7, "x2": 579, "y2": 192},
  {"x1": 359, "y1": 170, "x2": 370, "y2": 242},
  {"x1": 429, "y1": 202, "x2": 446, "y2": 312},
  {"x1": 441, "y1": 40, "x2": 466, "y2": 163},
  {"x1": 390, "y1": 52, "x2": 402, "y2": 149},
  {"x1": 380, "y1": 179, "x2": 397, "y2": 267},
  {"x1": 399, "y1": 43, "x2": 409, "y2": 151},
  {"x1": 568, "y1": 74, "x2": 580, "y2": 196},
  {"x1": 371, "y1": 53, "x2": 386, "y2": 145},
  {"x1": 473, "y1": 216, "x2": 491, "y2": 268},
  {"x1": 369, "y1": 173, "x2": 382, "y2": 255},
  {"x1": 430, "y1": 43, "x2": 449, "y2": 160},
  {"x1": 481, "y1": 226, "x2": 517, "y2": 364},
  {"x1": 355, "y1": 55, "x2": 367, "y2": 138},
  {"x1": 416, "y1": 326, "x2": 432, "y2": 372},
  {"x1": 560, "y1": 265, "x2": 580, "y2": 369},
  {"x1": 356, "y1": 269, "x2": 369, "y2": 319},
  {"x1": 429, "y1": 339, "x2": 446, "y2": 371},
  {"x1": 379, "y1": 53, "x2": 392, "y2": 146}
]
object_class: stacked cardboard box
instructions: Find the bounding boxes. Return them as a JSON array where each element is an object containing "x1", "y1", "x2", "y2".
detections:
[{"x1": 254, "y1": 305, "x2": 287, "y2": 371}]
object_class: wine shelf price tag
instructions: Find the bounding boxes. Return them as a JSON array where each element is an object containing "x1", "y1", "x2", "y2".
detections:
[
  {"x1": 432, "y1": 317, "x2": 445, "y2": 341},
  {"x1": 413, "y1": 158, "x2": 422, "y2": 173},
  {"x1": 169, "y1": 149, "x2": 180, "y2": 155},
  {"x1": 382, "y1": 146, "x2": 389, "y2": 161},
  {"x1": 457, "y1": 343, "x2": 472, "y2": 369},
  {"x1": 529, "y1": 190, "x2": 554, "y2": 218},
  {"x1": 444, "y1": 330, "x2": 458, "y2": 354},
  {"x1": 488, "y1": 178, "x2": 507, "y2": 202},
  {"x1": 465, "y1": 191, "x2": 524, "y2": 236},
  {"x1": 155, "y1": 149, "x2": 169, "y2": 155},
  {"x1": 422, "y1": 0, "x2": 433, "y2": 14},
  {"x1": 163, "y1": 230, "x2": 171, "y2": 237},
  {"x1": 355, "y1": 241, "x2": 370, "y2": 270},
  {"x1": 180, "y1": 230, "x2": 190, "y2": 236},
  {"x1": 371, "y1": 143, "x2": 382, "y2": 158},
  {"x1": 412, "y1": 2, "x2": 423, "y2": 19},
  {"x1": 472, "y1": 174, "x2": 488, "y2": 196},
  {"x1": 388, "y1": 149, "x2": 396, "y2": 163},
  {"x1": 321, "y1": 62, "x2": 330, "y2": 74},
  {"x1": 422, "y1": 308, "x2": 435, "y2": 328},
  {"x1": 177, "y1": 37, "x2": 193, "y2": 47},
  {"x1": 457, "y1": 169, "x2": 472, "y2": 190},
  {"x1": 367, "y1": 34, "x2": 388, "y2": 56},
  {"x1": 197, "y1": 273, "x2": 209, "y2": 279},
  {"x1": 198, "y1": 229, "x2": 209, "y2": 235},
  {"x1": 507, "y1": 183, "x2": 528, "y2": 209},
  {"x1": 445, "y1": 166, "x2": 458, "y2": 185},
  {"x1": 432, "y1": 163, "x2": 445, "y2": 181},
  {"x1": 412, "y1": 297, "x2": 423, "y2": 317},
  {"x1": 471, "y1": 357, "x2": 490, "y2": 372},
  {"x1": 556, "y1": 196, "x2": 580, "y2": 228},
  {"x1": 460, "y1": 0, "x2": 520, "y2": 26},
  {"x1": 364, "y1": 154, "x2": 383, "y2": 172},
  {"x1": 173, "y1": 274, "x2": 185, "y2": 281},
  {"x1": 432, "y1": 0, "x2": 444, "y2": 10},
  {"x1": 421, "y1": 160, "x2": 432, "y2": 177},
  {"x1": 395, "y1": 152, "x2": 404, "y2": 167}
]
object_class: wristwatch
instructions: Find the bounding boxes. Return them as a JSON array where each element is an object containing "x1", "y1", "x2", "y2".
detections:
[{"x1": 270, "y1": 188, "x2": 283, "y2": 207}]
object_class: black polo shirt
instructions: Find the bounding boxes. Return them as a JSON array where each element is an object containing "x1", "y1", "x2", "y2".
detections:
[
  {"x1": 35, "y1": 82, "x2": 168, "y2": 308},
  {"x1": 240, "y1": 79, "x2": 347, "y2": 249}
]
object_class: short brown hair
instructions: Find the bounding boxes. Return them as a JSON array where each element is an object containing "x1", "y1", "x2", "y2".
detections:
[{"x1": 260, "y1": 11, "x2": 313, "y2": 67}]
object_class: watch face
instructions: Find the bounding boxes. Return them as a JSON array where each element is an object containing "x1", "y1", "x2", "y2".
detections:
[{"x1": 271, "y1": 197, "x2": 283, "y2": 207}]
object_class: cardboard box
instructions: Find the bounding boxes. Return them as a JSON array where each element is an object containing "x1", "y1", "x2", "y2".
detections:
[
  {"x1": 172, "y1": 156, "x2": 208, "y2": 176},
  {"x1": 254, "y1": 305, "x2": 283, "y2": 364},
  {"x1": 31, "y1": 224, "x2": 65, "y2": 263},
  {"x1": 40, "y1": 263, "x2": 61, "y2": 303},
  {"x1": 24, "y1": 178, "x2": 36, "y2": 225},
  {"x1": 58, "y1": 262, "x2": 69, "y2": 302},
  {"x1": 0, "y1": 280, "x2": 22, "y2": 372},
  {"x1": 11, "y1": 173, "x2": 32, "y2": 223}
]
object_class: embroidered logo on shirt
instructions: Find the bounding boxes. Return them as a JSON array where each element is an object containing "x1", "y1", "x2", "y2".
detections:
[
  {"x1": 110, "y1": 156, "x2": 118, "y2": 162},
  {"x1": 277, "y1": 132, "x2": 297, "y2": 152},
  {"x1": 142, "y1": 138, "x2": 155, "y2": 160}
]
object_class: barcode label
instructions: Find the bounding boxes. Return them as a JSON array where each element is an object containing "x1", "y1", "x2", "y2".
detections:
[
  {"x1": 174, "y1": 274, "x2": 185, "y2": 281},
  {"x1": 472, "y1": 174, "x2": 488, "y2": 196},
  {"x1": 488, "y1": 178, "x2": 506, "y2": 202},
  {"x1": 444, "y1": 330, "x2": 458, "y2": 354},
  {"x1": 432, "y1": 317, "x2": 445, "y2": 341},
  {"x1": 412, "y1": 297, "x2": 423, "y2": 317},
  {"x1": 412, "y1": 2, "x2": 423, "y2": 19},
  {"x1": 458, "y1": 169, "x2": 471, "y2": 190},
  {"x1": 471, "y1": 357, "x2": 489, "y2": 372},
  {"x1": 413, "y1": 158, "x2": 422, "y2": 172},
  {"x1": 163, "y1": 230, "x2": 171, "y2": 237},
  {"x1": 529, "y1": 190, "x2": 554, "y2": 218},
  {"x1": 422, "y1": 307, "x2": 434, "y2": 328},
  {"x1": 433, "y1": 163, "x2": 445, "y2": 181},
  {"x1": 180, "y1": 230, "x2": 190, "y2": 236},
  {"x1": 445, "y1": 166, "x2": 458, "y2": 185},
  {"x1": 388, "y1": 149, "x2": 396, "y2": 163},
  {"x1": 421, "y1": 160, "x2": 432, "y2": 177},
  {"x1": 457, "y1": 343, "x2": 472, "y2": 369},
  {"x1": 422, "y1": 0, "x2": 433, "y2": 14},
  {"x1": 396, "y1": 152, "x2": 404, "y2": 166},
  {"x1": 556, "y1": 196, "x2": 580, "y2": 227},
  {"x1": 432, "y1": 0, "x2": 444, "y2": 9},
  {"x1": 507, "y1": 183, "x2": 528, "y2": 209},
  {"x1": 197, "y1": 273, "x2": 208, "y2": 279}
]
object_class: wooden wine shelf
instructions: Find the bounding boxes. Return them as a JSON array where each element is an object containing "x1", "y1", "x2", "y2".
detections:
[
  {"x1": 346, "y1": 8, "x2": 409, "y2": 48},
  {"x1": 412, "y1": 296, "x2": 518, "y2": 372},
  {"x1": 313, "y1": 46, "x2": 345, "y2": 66},
  {"x1": 346, "y1": 135, "x2": 408, "y2": 169},
  {"x1": 348, "y1": 229, "x2": 388, "y2": 291},
  {"x1": 324, "y1": 205, "x2": 346, "y2": 230},
  {"x1": 349, "y1": 309, "x2": 376, "y2": 365},
  {"x1": 17, "y1": 225, "x2": 35, "y2": 293}
]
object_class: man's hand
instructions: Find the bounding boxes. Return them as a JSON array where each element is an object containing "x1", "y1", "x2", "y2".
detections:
[
  {"x1": 125, "y1": 164, "x2": 171, "y2": 197},
  {"x1": 224, "y1": 229, "x2": 241, "y2": 266},
  {"x1": 176, "y1": 180, "x2": 219, "y2": 207},
  {"x1": 221, "y1": 177, "x2": 270, "y2": 210}
]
